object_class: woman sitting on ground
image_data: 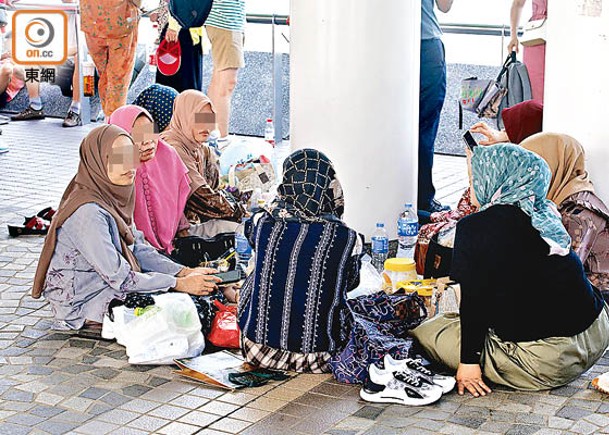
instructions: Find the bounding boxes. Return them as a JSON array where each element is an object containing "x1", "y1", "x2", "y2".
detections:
[
  {"x1": 238, "y1": 149, "x2": 363, "y2": 373},
  {"x1": 520, "y1": 133, "x2": 609, "y2": 292},
  {"x1": 32, "y1": 125, "x2": 221, "y2": 330},
  {"x1": 161, "y1": 90, "x2": 245, "y2": 237},
  {"x1": 108, "y1": 105, "x2": 190, "y2": 254},
  {"x1": 412, "y1": 143, "x2": 609, "y2": 395},
  {"x1": 133, "y1": 84, "x2": 178, "y2": 133}
]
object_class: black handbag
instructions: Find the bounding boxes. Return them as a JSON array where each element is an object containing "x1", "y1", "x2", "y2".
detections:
[
  {"x1": 171, "y1": 233, "x2": 235, "y2": 268},
  {"x1": 423, "y1": 236, "x2": 453, "y2": 279}
]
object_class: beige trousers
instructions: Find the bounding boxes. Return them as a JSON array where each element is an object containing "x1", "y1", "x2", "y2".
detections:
[{"x1": 411, "y1": 306, "x2": 609, "y2": 391}]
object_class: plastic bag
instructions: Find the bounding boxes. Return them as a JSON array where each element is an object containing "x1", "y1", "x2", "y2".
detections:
[
  {"x1": 207, "y1": 300, "x2": 240, "y2": 348},
  {"x1": 102, "y1": 293, "x2": 205, "y2": 365},
  {"x1": 347, "y1": 255, "x2": 383, "y2": 299}
]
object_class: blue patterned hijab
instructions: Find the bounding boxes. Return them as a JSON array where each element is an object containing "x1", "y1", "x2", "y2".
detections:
[
  {"x1": 133, "y1": 84, "x2": 178, "y2": 132},
  {"x1": 471, "y1": 143, "x2": 571, "y2": 256}
]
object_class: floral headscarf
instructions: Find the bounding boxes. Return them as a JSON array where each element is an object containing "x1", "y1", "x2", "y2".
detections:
[{"x1": 471, "y1": 143, "x2": 571, "y2": 256}]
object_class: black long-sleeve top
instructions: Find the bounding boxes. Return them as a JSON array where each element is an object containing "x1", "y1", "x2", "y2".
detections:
[{"x1": 451, "y1": 205, "x2": 604, "y2": 364}]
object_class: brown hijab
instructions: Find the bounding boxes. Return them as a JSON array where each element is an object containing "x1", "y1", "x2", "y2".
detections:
[
  {"x1": 520, "y1": 132, "x2": 595, "y2": 206},
  {"x1": 160, "y1": 90, "x2": 220, "y2": 195},
  {"x1": 33, "y1": 125, "x2": 141, "y2": 298}
]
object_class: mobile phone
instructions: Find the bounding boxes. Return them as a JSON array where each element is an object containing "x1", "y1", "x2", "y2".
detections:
[
  {"x1": 462, "y1": 130, "x2": 478, "y2": 151},
  {"x1": 213, "y1": 270, "x2": 242, "y2": 285}
]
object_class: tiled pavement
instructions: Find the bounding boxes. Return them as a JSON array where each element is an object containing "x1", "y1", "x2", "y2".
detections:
[{"x1": 1, "y1": 119, "x2": 609, "y2": 435}]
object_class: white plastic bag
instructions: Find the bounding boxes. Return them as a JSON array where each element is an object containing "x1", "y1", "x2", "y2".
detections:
[
  {"x1": 102, "y1": 293, "x2": 205, "y2": 365},
  {"x1": 347, "y1": 255, "x2": 384, "y2": 299}
]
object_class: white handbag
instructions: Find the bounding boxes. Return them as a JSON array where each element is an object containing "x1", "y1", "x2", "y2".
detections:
[{"x1": 520, "y1": 18, "x2": 547, "y2": 47}]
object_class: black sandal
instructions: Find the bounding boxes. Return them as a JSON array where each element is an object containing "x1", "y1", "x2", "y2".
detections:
[{"x1": 8, "y1": 216, "x2": 50, "y2": 237}]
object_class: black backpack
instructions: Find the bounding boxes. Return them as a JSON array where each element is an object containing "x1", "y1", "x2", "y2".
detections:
[{"x1": 168, "y1": 0, "x2": 214, "y2": 29}]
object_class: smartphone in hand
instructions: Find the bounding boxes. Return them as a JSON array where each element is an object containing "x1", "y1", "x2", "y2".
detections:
[
  {"x1": 462, "y1": 131, "x2": 478, "y2": 151},
  {"x1": 213, "y1": 270, "x2": 242, "y2": 285}
]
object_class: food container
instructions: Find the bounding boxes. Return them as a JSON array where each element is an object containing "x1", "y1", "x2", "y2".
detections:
[
  {"x1": 83, "y1": 60, "x2": 96, "y2": 97},
  {"x1": 396, "y1": 279, "x2": 436, "y2": 316},
  {"x1": 382, "y1": 258, "x2": 417, "y2": 294}
]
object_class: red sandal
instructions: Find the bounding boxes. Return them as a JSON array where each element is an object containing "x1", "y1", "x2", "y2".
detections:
[
  {"x1": 24, "y1": 206, "x2": 56, "y2": 223},
  {"x1": 8, "y1": 216, "x2": 50, "y2": 237}
]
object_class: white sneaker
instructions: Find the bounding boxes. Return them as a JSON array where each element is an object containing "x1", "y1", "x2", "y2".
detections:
[
  {"x1": 383, "y1": 354, "x2": 456, "y2": 394},
  {"x1": 359, "y1": 364, "x2": 442, "y2": 406}
]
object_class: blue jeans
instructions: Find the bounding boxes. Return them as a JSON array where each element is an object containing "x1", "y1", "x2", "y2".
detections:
[{"x1": 418, "y1": 38, "x2": 446, "y2": 210}]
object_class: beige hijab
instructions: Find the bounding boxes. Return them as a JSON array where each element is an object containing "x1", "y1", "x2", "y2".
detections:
[
  {"x1": 33, "y1": 125, "x2": 141, "y2": 298},
  {"x1": 160, "y1": 90, "x2": 220, "y2": 195},
  {"x1": 520, "y1": 132, "x2": 595, "y2": 206}
]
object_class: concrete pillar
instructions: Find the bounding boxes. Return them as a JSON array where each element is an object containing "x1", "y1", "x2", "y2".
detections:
[
  {"x1": 290, "y1": 0, "x2": 421, "y2": 237},
  {"x1": 543, "y1": 0, "x2": 609, "y2": 201}
]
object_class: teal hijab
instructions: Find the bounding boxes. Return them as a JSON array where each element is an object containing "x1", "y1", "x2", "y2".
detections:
[{"x1": 471, "y1": 143, "x2": 571, "y2": 256}]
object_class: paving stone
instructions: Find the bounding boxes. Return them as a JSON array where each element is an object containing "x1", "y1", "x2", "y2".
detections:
[
  {"x1": 570, "y1": 420, "x2": 601, "y2": 435},
  {"x1": 209, "y1": 417, "x2": 253, "y2": 433},
  {"x1": 413, "y1": 419, "x2": 446, "y2": 432},
  {"x1": 149, "y1": 404, "x2": 191, "y2": 420},
  {"x1": 80, "y1": 387, "x2": 110, "y2": 400},
  {"x1": 555, "y1": 406, "x2": 593, "y2": 421},
  {"x1": 505, "y1": 424, "x2": 541, "y2": 435},
  {"x1": 447, "y1": 415, "x2": 486, "y2": 430},
  {"x1": 98, "y1": 409, "x2": 141, "y2": 425},
  {"x1": 415, "y1": 409, "x2": 452, "y2": 421},
  {"x1": 480, "y1": 421, "x2": 514, "y2": 433},
  {"x1": 121, "y1": 384, "x2": 152, "y2": 398},
  {"x1": 1, "y1": 388, "x2": 34, "y2": 402},
  {"x1": 178, "y1": 410, "x2": 222, "y2": 427},
  {"x1": 100, "y1": 392, "x2": 131, "y2": 407},
  {"x1": 30, "y1": 405, "x2": 65, "y2": 419},
  {"x1": 88, "y1": 403, "x2": 115, "y2": 416},
  {"x1": 0, "y1": 422, "x2": 31, "y2": 435},
  {"x1": 128, "y1": 415, "x2": 171, "y2": 432},
  {"x1": 156, "y1": 421, "x2": 201, "y2": 435},
  {"x1": 352, "y1": 405, "x2": 385, "y2": 420},
  {"x1": 5, "y1": 412, "x2": 47, "y2": 426},
  {"x1": 119, "y1": 399, "x2": 160, "y2": 414},
  {"x1": 548, "y1": 416, "x2": 574, "y2": 430},
  {"x1": 229, "y1": 407, "x2": 271, "y2": 423},
  {"x1": 550, "y1": 386, "x2": 581, "y2": 397},
  {"x1": 169, "y1": 394, "x2": 210, "y2": 410},
  {"x1": 147, "y1": 376, "x2": 171, "y2": 387},
  {"x1": 107, "y1": 428, "x2": 149, "y2": 435},
  {"x1": 76, "y1": 420, "x2": 121, "y2": 435},
  {"x1": 566, "y1": 398, "x2": 602, "y2": 411},
  {"x1": 91, "y1": 368, "x2": 121, "y2": 380}
]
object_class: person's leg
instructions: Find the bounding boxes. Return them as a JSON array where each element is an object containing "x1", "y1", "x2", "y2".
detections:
[
  {"x1": 206, "y1": 26, "x2": 245, "y2": 138},
  {"x1": 207, "y1": 68, "x2": 238, "y2": 137},
  {"x1": 0, "y1": 62, "x2": 13, "y2": 94},
  {"x1": 11, "y1": 67, "x2": 44, "y2": 121},
  {"x1": 63, "y1": 51, "x2": 82, "y2": 127},
  {"x1": 103, "y1": 30, "x2": 138, "y2": 116},
  {"x1": 410, "y1": 313, "x2": 462, "y2": 371},
  {"x1": 85, "y1": 33, "x2": 110, "y2": 118},
  {"x1": 418, "y1": 38, "x2": 447, "y2": 212}
]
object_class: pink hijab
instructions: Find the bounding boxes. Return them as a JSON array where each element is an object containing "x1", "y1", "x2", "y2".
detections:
[{"x1": 108, "y1": 105, "x2": 190, "y2": 253}]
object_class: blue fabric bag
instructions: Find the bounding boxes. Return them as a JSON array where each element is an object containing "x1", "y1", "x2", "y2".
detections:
[{"x1": 330, "y1": 292, "x2": 427, "y2": 384}]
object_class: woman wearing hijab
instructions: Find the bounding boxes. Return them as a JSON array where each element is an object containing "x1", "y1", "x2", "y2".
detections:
[
  {"x1": 520, "y1": 133, "x2": 609, "y2": 292},
  {"x1": 32, "y1": 125, "x2": 220, "y2": 331},
  {"x1": 415, "y1": 100, "x2": 544, "y2": 263},
  {"x1": 133, "y1": 84, "x2": 179, "y2": 133},
  {"x1": 108, "y1": 105, "x2": 191, "y2": 254},
  {"x1": 161, "y1": 90, "x2": 245, "y2": 237},
  {"x1": 470, "y1": 100, "x2": 544, "y2": 145},
  {"x1": 238, "y1": 149, "x2": 363, "y2": 373},
  {"x1": 412, "y1": 144, "x2": 608, "y2": 396}
]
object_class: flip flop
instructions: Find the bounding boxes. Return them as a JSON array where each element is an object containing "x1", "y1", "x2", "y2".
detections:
[
  {"x1": 24, "y1": 206, "x2": 56, "y2": 223},
  {"x1": 8, "y1": 216, "x2": 50, "y2": 237}
]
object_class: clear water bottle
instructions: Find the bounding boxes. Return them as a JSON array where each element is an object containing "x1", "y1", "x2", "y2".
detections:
[
  {"x1": 371, "y1": 222, "x2": 389, "y2": 272},
  {"x1": 147, "y1": 44, "x2": 158, "y2": 74},
  {"x1": 397, "y1": 203, "x2": 419, "y2": 259},
  {"x1": 234, "y1": 218, "x2": 252, "y2": 275},
  {"x1": 264, "y1": 118, "x2": 275, "y2": 147}
]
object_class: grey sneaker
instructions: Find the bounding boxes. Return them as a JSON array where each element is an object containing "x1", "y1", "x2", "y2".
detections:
[
  {"x1": 11, "y1": 106, "x2": 45, "y2": 121},
  {"x1": 62, "y1": 110, "x2": 81, "y2": 128}
]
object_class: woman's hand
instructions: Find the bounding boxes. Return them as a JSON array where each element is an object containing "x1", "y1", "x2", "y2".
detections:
[
  {"x1": 507, "y1": 37, "x2": 520, "y2": 54},
  {"x1": 166, "y1": 29, "x2": 179, "y2": 43},
  {"x1": 177, "y1": 267, "x2": 218, "y2": 277},
  {"x1": 456, "y1": 363, "x2": 492, "y2": 397},
  {"x1": 469, "y1": 122, "x2": 510, "y2": 146},
  {"x1": 174, "y1": 273, "x2": 222, "y2": 296}
]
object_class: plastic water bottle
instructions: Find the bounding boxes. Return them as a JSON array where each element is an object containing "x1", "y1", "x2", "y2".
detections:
[
  {"x1": 371, "y1": 223, "x2": 389, "y2": 272},
  {"x1": 147, "y1": 44, "x2": 158, "y2": 74},
  {"x1": 234, "y1": 218, "x2": 252, "y2": 275},
  {"x1": 397, "y1": 203, "x2": 419, "y2": 259},
  {"x1": 264, "y1": 118, "x2": 275, "y2": 147},
  {"x1": 248, "y1": 188, "x2": 262, "y2": 212}
]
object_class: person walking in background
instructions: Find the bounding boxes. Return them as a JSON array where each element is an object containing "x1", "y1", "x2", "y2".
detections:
[
  {"x1": 509, "y1": 0, "x2": 547, "y2": 102},
  {"x1": 418, "y1": 0, "x2": 453, "y2": 214},
  {"x1": 80, "y1": 0, "x2": 139, "y2": 118},
  {"x1": 205, "y1": 0, "x2": 246, "y2": 143},
  {"x1": 152, "y1": 0, "x2": 204, "y2": 93}
]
